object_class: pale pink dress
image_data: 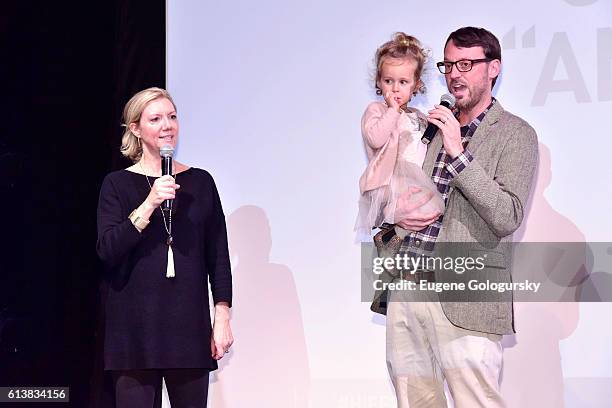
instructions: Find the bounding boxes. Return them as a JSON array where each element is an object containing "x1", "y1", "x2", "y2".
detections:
[{"x1": 355, "y1": 101, "x2": 444, "y2": 240}]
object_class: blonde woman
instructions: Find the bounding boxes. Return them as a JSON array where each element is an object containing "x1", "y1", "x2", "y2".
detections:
[{"x1": 96, "y1": 87, "x2": 233, "y2": 407}]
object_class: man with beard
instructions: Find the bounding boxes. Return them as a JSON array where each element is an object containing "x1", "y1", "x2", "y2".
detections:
[{"x1": 381, "y1": 27, "x2": 538, "y2": 407}]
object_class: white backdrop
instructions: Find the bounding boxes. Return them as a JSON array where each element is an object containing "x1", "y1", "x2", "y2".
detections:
[{"x1": 166, "y1": 0, "x2": 612, "y2": 406}]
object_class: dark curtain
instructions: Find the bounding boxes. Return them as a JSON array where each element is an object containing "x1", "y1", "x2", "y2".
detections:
[{"x1": 0, "y1": 1, "x2": 166, "y2": 406}]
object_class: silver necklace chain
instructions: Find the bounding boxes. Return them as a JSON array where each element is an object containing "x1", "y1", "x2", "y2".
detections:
[{"x1": 139, "y1": 161, "x2": 175, "y2": 245}]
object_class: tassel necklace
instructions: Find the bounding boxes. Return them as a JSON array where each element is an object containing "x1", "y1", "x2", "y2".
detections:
[{"x1": 139, "y1": 161, "x2": 177, "y2": 278}]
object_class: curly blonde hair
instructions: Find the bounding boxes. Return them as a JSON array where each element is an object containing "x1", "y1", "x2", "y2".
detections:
[
  {"x1": 120, "y1": 87, "x2": 177, "y2": 163},
  {"x1": 374, "y1": 32, "x2": 430, "y2": 96}
]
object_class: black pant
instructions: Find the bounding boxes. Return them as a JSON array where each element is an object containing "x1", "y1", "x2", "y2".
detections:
[{"x1": 112, "y1": 369, "x2": 209, "y2": 408}]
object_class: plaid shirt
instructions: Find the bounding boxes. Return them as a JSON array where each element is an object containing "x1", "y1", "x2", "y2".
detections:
[{"x1": 398, "y1": 98, "x2": 497, "y2": 258}]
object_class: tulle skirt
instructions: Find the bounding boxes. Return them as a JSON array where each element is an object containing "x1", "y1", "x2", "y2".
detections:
[{"x1": 355, "y1": 160, "x2": 445, "y2": 241}]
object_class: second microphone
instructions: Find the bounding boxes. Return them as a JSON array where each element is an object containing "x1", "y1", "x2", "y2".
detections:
[{"x1": 421, "y1": 93, "x2": 456, "y2": 145}]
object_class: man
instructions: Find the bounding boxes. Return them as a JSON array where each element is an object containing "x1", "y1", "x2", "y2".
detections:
[{"x1": 378, "y1": 27, "x2": 538, "y2": 407}]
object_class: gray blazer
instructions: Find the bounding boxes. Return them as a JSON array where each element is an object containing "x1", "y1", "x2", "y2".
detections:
[{"x1": 371, "y1": 101, "x2": 538, "y2": 335}]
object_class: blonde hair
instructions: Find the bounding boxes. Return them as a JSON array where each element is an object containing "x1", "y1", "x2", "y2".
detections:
[
  {"x1": 374, "y1": 32, "x2": 429, "y2": 96},
  {"x1": 120, "y1": 87, "x2": 177, "y2": 162}
]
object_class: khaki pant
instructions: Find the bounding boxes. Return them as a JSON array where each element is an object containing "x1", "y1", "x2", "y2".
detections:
[{"x1": 386, "y1": 287, "x2": 505, "y2": 408}]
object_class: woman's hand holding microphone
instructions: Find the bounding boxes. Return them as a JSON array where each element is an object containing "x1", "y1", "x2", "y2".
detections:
[{"x1": 130, "y1": 175, "x2": 180, "y2": 232}]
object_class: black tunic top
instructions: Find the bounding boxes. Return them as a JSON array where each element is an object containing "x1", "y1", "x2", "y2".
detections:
[{"x1": 96, "y1": 168, "x2": 232, "y2": 370}]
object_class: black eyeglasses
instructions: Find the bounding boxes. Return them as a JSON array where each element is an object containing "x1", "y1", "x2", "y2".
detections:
[{"x1": 436, "y1": 58, "x2": 494, "y2": 74}]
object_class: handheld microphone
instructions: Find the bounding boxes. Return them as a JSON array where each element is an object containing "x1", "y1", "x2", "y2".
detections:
[
  {"x1": 160, "y1": 145, "x2": 174, "y2": 212},
  {"x1": 421, "y1": 93, "x2": 456, "y2": 145}
]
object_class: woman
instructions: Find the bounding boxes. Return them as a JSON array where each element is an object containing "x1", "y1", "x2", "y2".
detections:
[{"x1": 96, "y1": 87, "x2": 233, "y2": 407}]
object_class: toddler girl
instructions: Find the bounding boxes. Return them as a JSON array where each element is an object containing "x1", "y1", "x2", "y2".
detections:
[{"x1": 356, "y1": 32, "x2": 444, "y2": 240}]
